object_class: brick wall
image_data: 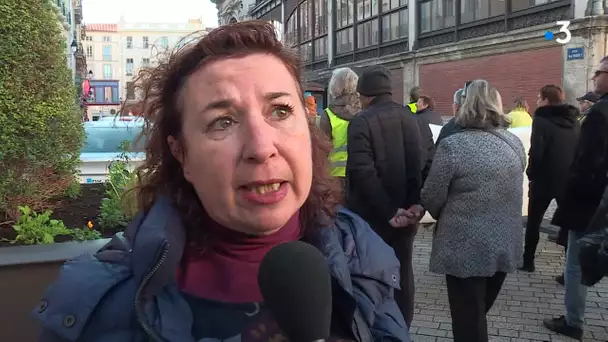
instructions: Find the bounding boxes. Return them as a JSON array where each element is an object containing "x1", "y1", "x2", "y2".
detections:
[
  {"x1": 390, "y1": 67, "x2": 404, "y2": 105},
  {"x1": 419, "y1": 46, "x2": 563, "y2": 116}
]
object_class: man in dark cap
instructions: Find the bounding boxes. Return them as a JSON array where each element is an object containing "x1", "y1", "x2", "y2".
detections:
[
  {"x1": 577, "y1": 91, "x2": 600, "y2": 121},
  {"x1": 345, "y1": 65, "x2": 426, "y2": 328}
]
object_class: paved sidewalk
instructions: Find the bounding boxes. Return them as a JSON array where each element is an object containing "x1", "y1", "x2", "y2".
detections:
[{"x1": 410, "y1": 226, "x2": 608, "y2": 341}]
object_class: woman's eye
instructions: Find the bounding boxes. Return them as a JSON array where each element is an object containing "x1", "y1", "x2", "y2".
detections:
[
  {"x1": 271, "y1": 106, "x2": 293, "y2": 120},
  {"x1": 209, "y1": 117, "x2": 237, "y2": 131}
]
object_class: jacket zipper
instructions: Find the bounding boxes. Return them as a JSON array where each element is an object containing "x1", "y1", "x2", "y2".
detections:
[{"x1": 135, "y1": 245, "x2": 169, "y2": 342}]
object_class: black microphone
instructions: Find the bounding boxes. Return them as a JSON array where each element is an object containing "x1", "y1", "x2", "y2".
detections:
[{"x1": 258, "y1": 241, "x2": 332, "y2": 342}]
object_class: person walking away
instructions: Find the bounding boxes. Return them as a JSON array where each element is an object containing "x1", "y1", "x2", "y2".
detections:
[
  {"x1": 436, "y1": 88, "x2": 465, "y2": 144},
  {"x1": 407, "y1": 86, "x2": 419, "y2": 113},
  {"x1": 520, "y1": 85, "x2": 580, "y2": 273},
  {"x1": 346, "y1": 65, "x2": 424, "y2": 328},
  {"x1": 576, "y1": 91, "x2": 600, "y2": 122},
  {"x1": 411, "y1": 94, "x2": 437, "y2": 181},
  {"x1": 421, "y1": 80, "x2": 525, "y2": 342},
  {"x1": 507, "y1": 97, "x2": 532, "y2": 128},
  {"x1": 543, "y1": 56, "x2": 608, "y2": 340},
  {"x1": 319, "y1": 68, "x2": 361, "y2": 182},
  {"x1": 416, "y1": 95, "x2": 443, "y2": 126}
]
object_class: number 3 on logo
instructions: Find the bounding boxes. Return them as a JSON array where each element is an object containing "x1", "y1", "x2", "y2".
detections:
[{"x1": 556, "y1": 21, "x2": 571, "y2": 45}]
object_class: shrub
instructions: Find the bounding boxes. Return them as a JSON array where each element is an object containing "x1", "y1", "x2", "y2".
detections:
[
  {"x1": 0, "y1": 0, "x2": 85, "y2": 219},
  {"x1": 98, "y1": 141, "x2": 138, "y2": 232}
]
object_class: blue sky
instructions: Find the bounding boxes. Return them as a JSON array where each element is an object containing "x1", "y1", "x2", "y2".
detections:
[{"x1": 82, "y1": 0, "x2": 219, "y2": 27}]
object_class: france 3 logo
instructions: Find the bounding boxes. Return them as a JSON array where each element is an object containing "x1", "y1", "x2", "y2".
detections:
[{"x1": 544, "y1": 21, "x2": 571, "y2": 45}]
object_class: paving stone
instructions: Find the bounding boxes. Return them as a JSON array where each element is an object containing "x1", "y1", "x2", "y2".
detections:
[{"x1": 409, "y1": 227, "x2": 608, "y2": 341}]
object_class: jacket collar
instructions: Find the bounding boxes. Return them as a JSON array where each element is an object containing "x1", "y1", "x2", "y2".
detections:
[
  {"x1": 124, "y1": 196, "x2": 353, "y2": 298},
  {"x1": 369, "y1": 94, "x2": 393, "y2": 106}
]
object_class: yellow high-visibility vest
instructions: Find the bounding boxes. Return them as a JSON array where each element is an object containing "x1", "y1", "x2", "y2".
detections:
[
  {"x1": 407, "y1": 103, "x2": 417, "y2": 113},
  {"x1": 326, "y1": 108, "x2": 349, "y2": 177}
]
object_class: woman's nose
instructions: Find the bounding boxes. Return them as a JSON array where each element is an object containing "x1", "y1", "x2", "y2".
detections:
[{"x1": 241, "y1": 117, "x2": 278, "y2": 163}]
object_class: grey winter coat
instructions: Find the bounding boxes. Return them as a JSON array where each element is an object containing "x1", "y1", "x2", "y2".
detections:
[{"x1": 421, "y1": 129, "x2": 526, "y2": 278}]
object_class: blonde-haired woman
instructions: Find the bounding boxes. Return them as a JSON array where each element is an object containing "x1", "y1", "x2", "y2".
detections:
[
  {"x1": 421, "y1": 80, "x2": 526, "y2": 342},
  {"x1": 320, "y1": 67, "x2": 360, "y2": 180}
]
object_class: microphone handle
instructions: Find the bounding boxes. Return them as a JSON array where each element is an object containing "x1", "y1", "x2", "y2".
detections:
[{"x1": 310, "y1": 340, "x2": 325, "y2": 342}]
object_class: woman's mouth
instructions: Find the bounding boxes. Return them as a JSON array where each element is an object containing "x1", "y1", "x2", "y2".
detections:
[{"x1": 239, "y1": 181, "x2": 288, "y2": 205}]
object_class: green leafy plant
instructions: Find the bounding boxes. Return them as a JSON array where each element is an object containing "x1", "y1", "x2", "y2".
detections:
[
  {"x1": 0, "y1": 0, "x2": 85, "y2": 220},
  {"x1": 63, "y1": 177, "x2": 82, "y2": 199},
  {"x1": 98, "y1": 141, "x2": 138, "y2": 232},
  {"x1": 6, "y1": 206, "x2": 101, "y2": 245}
]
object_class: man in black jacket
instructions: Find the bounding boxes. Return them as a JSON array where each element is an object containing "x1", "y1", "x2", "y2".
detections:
[
  {"x1": 521, "y1": 85, "x2": 580, "y2": 273},
  {"x1": 544, "y1": 56, "x2": 608, "y2": 340},
  {"x1": 345, "y1": 65, "x2": 425, "y2": 328}
]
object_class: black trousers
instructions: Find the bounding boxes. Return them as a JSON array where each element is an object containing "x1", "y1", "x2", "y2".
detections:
[
  {"x1": 446, "y1": 272, "x2": 506, "y2": 342},
  {"x1": 374, "y1": 223, "x2": 417, "y2": 328},
  {"x1": 523, "y1": 191, "x2": 559, "y2": 265}
]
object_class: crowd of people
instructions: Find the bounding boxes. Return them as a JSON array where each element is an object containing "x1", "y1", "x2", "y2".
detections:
[
  {"x1": 31, "y1": 20, "x2": 608, "y2": 342},
  {"x1": 316, "y1": 57, "x2": 608, "y2": 341}
]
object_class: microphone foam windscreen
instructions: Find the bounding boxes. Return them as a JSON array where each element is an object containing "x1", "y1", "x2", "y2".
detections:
[{"x1": 258, "y1": 241, "x2": 332, "y2": 341}]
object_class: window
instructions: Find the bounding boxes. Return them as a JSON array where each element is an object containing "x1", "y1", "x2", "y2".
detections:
[
  {"x1": 86, "y1": 45, "x2": 93, "y2": 57},
  {"x1": 381, "y1": 0, "x2": 406, "y2": 12},
  {"x1": 126, "y1": 58, "x2": 134, "y2": 76},
  {"x1": 419, "y1": 0, "x2": 455, "y2": 33},
  {"x1": 126, "y1": 82, "x2": 135, "y2": 100},
  {"x1": 313, "y1": 36, "x2": 328, "y2": 58},
  {"x1": 126, "y1": 36, "x2": 133, "y2": 48},
  {"x1": 104, "y1": 87, "x2": 113, "y2": 103},
  {"x1": 336, "y1": 0, "x2": 354, "y2": 29},
  {"x1": 285, "y1": 14, "x2": 299, "y2": 46},
  {"x1": 299, "y1": 1, "x2": 312, "y2": 41},
  {"x1": 102, "y1": 45, "x2": 112, "y2": 61},
  {"x1": 336, "y1": 27, "x2": 354, "y2": 54},
  {"x1": 356, "y1": 0, "x2": 377, "y2": 21},
  {"x1": 143, "y1": 36, "x2": 149, "y2": 48},
  {"x1": 511, "y1": 0, "x2": 558, "y2": 12},
  {"x1": 314, "y1": 0, "x2": 328, "y2": 36},
  {"x1": 381, "y1": 8, "x2": 408, "y2": 42},
  {"x1": 103, "y1": 64, "x2": 112, "y2": 79},
  {"x1": 82, "y1": 126, "x2": 146, "y2": 153},
  {"x1": 461, "y1": 0, "x2": 504, "y2": 23},
  {"x1": 103, "y1": 36, "x2": 111, "y2": 42},
  {"x1": 142, "y1": 58, "x2": 150, "y2": 67},
  {"x1": 160, "y1": 36, "x2": 169, "y2": 48},
  {"x1": 357, "y1": 19, "x2": 379, "y2": 48},
  {"x1": 300, "y1": 43, "x2": 312, "y2": 62},
  {"x1": 85, "y1": 36, "x2": 93, "y2": 41}
]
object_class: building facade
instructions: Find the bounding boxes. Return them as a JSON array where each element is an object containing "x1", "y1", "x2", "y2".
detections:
[
  {"x1": 83, "y1": 24, "x2": 122, "y2": 119},
  {"x1": 117, "y1": 18, "x2": 206, "y2": 104},
  {"x1": 241, "y1": 0, "x2": 606, "y2": 113},
  {"x1": 82, "y1": 19, "x2": 209, "y2": 119}
]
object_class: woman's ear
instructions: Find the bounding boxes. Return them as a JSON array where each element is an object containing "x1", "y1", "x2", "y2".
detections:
[{"x1": 167, "y1": 135, "x2": 184, "y2": 165}]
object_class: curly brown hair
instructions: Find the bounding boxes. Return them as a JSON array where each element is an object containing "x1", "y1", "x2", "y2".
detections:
[{"x1": 132, "y1": 20, "x2": 341, "y2": 247}]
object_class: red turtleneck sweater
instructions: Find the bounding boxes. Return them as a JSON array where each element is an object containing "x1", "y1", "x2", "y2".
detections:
[{"x1": 177, "y1": 214, "x2": 301, "y2": 303}]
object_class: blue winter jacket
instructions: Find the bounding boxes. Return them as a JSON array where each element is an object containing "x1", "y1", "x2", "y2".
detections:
[{"x1": 33, "y1": 196, "x2": 410, "y2": 341}]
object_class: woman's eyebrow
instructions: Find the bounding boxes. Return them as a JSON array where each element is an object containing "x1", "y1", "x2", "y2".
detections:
[{"x1": 265, "y1": 92, "x2": 291, "y2": 100}]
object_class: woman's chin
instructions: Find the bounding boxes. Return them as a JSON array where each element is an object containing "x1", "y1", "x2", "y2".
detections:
[{"x1": 238, "y1": 208, "x2": 299, "y2": 236}]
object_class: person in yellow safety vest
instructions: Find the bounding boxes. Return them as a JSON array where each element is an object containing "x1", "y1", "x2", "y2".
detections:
[
  {"x1": 507, "y1": 97, "x2": 532, "y2": 128},
  {"x1": 407, "y1": 86, "x2": 420, "y2": 113},
  {"x1": 319, "y1": 67, "x2": 361, "y2": 179}
]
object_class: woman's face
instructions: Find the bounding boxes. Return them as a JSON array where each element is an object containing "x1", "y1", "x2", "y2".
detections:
[{"x1": 172, "y1": 53, "x2": 312, "y2": 235}]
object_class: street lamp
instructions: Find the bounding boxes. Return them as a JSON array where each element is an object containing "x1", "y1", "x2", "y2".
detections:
[{"x1": 70, "y1": 40, "x2": 78, "y2": 54}]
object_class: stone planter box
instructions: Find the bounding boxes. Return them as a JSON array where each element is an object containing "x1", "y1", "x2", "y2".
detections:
[{"x1": 0, "y1": 239, "x2": 110, "y2": 342}]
